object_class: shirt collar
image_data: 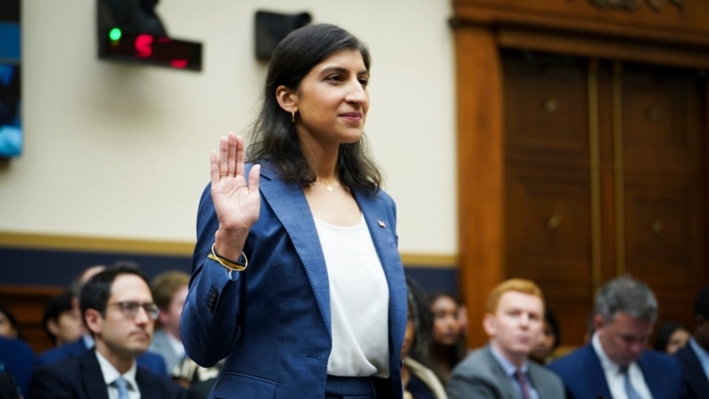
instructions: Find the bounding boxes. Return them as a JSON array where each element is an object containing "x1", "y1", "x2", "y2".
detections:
[
  {"x1": 489, "y1": 344, "x2": 529, "y2": 377},
  {"x1": 82, "y1": 333, "x2": 94, "y2": 349},
  {"x1": 94, "y1": 349, "x2": 138, "y2": 392},
  {"x1": 592, "y1": 332, "x2": 628, "y2": 374}
]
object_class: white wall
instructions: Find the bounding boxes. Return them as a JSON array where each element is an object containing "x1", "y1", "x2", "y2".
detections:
[{"x1": 0, "y1": 0, "x2": 457, "y2": 256}]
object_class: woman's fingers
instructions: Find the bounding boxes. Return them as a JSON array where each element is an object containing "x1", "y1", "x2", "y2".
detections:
[
  {"x1": 227, "y1": 133, "x2": 237, "y2": 176},
  {"x1": 235, "y1": 135, "x2": 246, "y2": 179},
  {"x1": 214, "y1": 133, "x2": 250, "y2": 182},
  {"x1": 209, "y1": 151, "x2": 220, "y2": 183},
  {"x1": 218, "y1": 136, "x2": 229, "y2": 177}
]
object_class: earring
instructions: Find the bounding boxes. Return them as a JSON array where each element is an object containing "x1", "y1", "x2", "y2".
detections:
[{"x1": 291, "y1": 111, "x2": 296, "y2": 123}]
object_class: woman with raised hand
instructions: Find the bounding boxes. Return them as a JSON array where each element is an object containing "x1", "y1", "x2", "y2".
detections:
[{"x1": 180, "y1": 23, "x2": 407, "y2": 399}]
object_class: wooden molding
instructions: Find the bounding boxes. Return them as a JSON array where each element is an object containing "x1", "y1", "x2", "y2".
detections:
[{"x1": 451, "y1": 2, "x2": 709, "y2": 69}]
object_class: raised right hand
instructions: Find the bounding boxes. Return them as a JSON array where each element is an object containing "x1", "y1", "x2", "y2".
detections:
[{"x1": 210, "y1": 133, "x2": 261, "y2": 254}]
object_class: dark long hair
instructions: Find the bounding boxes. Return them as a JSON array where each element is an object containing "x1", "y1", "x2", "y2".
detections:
[
  {"x1": 406, "y1": 277, "x2": 433, "y2": 359},
  {"x1": 246, "y1": 23, "x2": 382, "y2": 194}
]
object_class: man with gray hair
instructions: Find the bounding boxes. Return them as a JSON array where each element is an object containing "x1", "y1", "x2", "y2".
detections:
[{"x1": 549, "y1": 276, "x2": 683, "y2": 399}]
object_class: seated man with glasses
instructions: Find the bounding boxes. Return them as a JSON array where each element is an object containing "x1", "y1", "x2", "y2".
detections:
[
  {"x1": 27, "y1": 263, "x2": 188, "y2": 399},
  {"x1": 34, "y1": 264, "x2": 168, "y2": 377}
]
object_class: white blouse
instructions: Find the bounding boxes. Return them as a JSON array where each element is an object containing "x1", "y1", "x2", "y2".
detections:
[{"x1": 314, "y1": 215, "x2": 390, "y2": 378}]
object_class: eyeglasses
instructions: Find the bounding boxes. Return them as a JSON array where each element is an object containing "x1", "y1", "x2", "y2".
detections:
[{"x1": 107, "y1": 301, "x2": 160, "y2": 320}]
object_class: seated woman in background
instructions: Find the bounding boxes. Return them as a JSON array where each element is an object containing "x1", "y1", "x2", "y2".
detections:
[
  {"x1": 0, "y1": 305, "x2": 23, "y2": 341},
  {"x1": 427, "y1": 293, "x2": 466, "y2": 385},
  {"x1": 42, "y1": 291, "x2": 84, "y2": 347},
  {"x1": 530, "y1": 308, "x2": 561, "y2": 364},
  {"x1": 653, "y1": 320, "x2": 690, "y2": 354},
  {"x1": 402, "y1": 278, "x2": 447, "y2": 399}
]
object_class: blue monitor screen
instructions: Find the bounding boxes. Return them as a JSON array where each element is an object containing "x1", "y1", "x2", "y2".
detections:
[{"x1": 0, "y1": 22, "x2": 21, "y2": 158}]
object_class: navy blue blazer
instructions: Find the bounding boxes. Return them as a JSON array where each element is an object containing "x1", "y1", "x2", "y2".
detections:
[
  {"x1": 675, "y1": 343, "x2": 709, "y2": 399},
  {"x1": 0, "y1": 337, "x2": 34, "y2": 396},
  {"x1": 548, "y1": 343, "x2": 684, "y2": 399},
  {"x1": 27, "y1": 349, "x2": 187, "y2": 399},
  {"x1": 34, "y1": 337, "x2": 168, "y2": 378},
  {"x1": 181, "y1": 162, "x2": 407, "y2": 399}
]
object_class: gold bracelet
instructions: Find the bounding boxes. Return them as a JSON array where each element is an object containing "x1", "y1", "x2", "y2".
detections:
[{"x1": 207, "y1": 243, "x2": 248, "y2": 272}]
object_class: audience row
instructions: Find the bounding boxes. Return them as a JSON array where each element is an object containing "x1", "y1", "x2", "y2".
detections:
[{"x1": 1, "y1": 264, "x2": 708, "y2": 399}]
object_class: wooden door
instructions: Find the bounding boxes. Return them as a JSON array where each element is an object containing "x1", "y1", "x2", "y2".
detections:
[{"x1": 502, "y1": 50, "x2": 707, "y2": 346}]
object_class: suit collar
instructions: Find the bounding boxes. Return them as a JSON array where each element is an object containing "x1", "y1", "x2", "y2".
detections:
[
  {"x1": 482, "y1": 345, "x2": 520, "y2": 399},
  {"x1": 676, "y1": 343, "x2": 709, "y2": 394},
  {"x1": 258, "y1": 165, "x2": 332, "y2": 334},
  {"x1": 582, "y1": 343, "x2": 613, "y2": 398},
  {"x1": 78, "y1": 350, "x2": 111, "y2": 399},
  {"x1": 257, "y1": 162, "x2": 405, "y2": 350}
]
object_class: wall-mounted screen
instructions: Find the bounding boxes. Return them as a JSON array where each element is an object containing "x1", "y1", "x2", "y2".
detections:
[{"x1": 0, "y1": 1, "x2": 21, "y2": 158}]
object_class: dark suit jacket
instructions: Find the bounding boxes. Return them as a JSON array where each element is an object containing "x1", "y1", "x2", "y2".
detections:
[
  {"x1": 27, "y1": 349, "x2": 187, "y2": 399},
  {"x1": 549, "y1": 343, "x2": 684, "y2": 399},
  {"x1": 35, "y1": 337, "x2": 168, "y2": 377},
  {"x1": 0, "y1": 337, "x2": 34, "y2": 396},
  {"x1": 446, "y1": 345, "x2": 565, "y2": 399},
  {"x1": 675, "y1": 343, "x2": 709, "y2": 399},
  {"x1": 181, "y1": 162, "x2": 407, "y2": 399}
]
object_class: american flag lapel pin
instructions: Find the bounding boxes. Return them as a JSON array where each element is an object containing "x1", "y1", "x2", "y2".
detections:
[{"x1": 378, "y1": 220, "x2": 386, "y2": 228}]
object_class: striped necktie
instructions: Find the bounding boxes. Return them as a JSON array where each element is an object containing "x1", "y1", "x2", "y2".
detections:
[
  {"x1": 620, "y1": 366, "x2": 642, "y2": 399},
  {"x1": 515, "y1": 369, "x2": 532, "y2": 399},
  {"x1": 114, "y1": 377, "x2": 129, "y2": 399}
]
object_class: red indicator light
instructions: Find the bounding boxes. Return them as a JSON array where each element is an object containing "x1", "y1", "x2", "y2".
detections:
[
  {"x1": 135, "y1": 34, "x2": 154, "y2": 57},
  {"x1": 170, "y1": 59, "x2": 188, "y2": 69}
]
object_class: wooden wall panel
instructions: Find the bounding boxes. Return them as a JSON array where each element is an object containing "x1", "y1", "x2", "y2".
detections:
[
  {"x1": 0, "y1": 285, "x2": 64, "y2": 353},
  {"x1": 453, "y1": 0, "x2": 708, "y2": 350},
  {"x1": 455, "y1": 25, "x2": 505, "y2": 348}
]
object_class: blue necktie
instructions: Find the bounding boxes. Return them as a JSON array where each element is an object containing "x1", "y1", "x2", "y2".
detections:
[
  {"x1": 114, "y1": 377, "x2": 129, "y2": 399},
  {"x1": 620, "y1": 367, "x2": 642, "y2": 399}
]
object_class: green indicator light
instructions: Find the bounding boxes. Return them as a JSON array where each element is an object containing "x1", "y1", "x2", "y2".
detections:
[{"x1": 109, "y1": 28, "x2": 122, "y2": 41}]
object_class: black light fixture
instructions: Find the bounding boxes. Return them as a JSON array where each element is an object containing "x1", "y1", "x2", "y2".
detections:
[
  {"x1": 97, "y1": 0, "x2": 203, "y2": 71},
  {"x1": 254, "y1": 10, "x2": 312, "y2": 61}
]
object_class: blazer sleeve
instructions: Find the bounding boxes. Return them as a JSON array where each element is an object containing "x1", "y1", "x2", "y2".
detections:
[{"x1": 180, "y1": 183, "x2": 245, "y2": 367}]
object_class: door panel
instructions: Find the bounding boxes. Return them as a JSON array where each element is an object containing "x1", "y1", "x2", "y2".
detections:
[{"x1": 502, "y1": 50, "x2": 707, "y2": 346}]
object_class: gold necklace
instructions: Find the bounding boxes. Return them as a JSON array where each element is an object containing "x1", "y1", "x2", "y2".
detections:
[{"x1": 316, "y1": 177, "x2": 338, "y2": 192}]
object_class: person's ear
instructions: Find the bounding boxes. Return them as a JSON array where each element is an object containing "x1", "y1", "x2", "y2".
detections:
[
  {"x1": 275, "y1": 85, "x2": 298, "y2": 114},
  {"x1": 46, "y1": 319, "x2": 60, "y2": 336},
  {"x1": 157, "y1": 308, "x2": 169, "y2": 325},
  {"x1": 483, "y1": 313, "x2": 496, "y2": 337},
  {"x1": 84, "y1": 308, "x2": 103, "y2": 336},
  {"x1": 593, "y1": 314, "x2": 605, "y2": 332}
]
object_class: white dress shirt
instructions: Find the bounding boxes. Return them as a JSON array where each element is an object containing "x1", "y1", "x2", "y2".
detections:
[
  {"x1": 591, "y1": 333, "x2": 653, "y2": 399},
  {"x1": 95, "y1": 350, "x2": 140, "y2": 399}
]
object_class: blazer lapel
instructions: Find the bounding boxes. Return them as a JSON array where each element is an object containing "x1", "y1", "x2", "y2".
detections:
[
  {"x1": 258, "y1": 162, "x2": 406, "y2": 348},
  {"x1": 258, "y1": 165, "x2": 331, "y2": 335},
  {"x1": 482, "y1": 346, "x2": 518, "y2": 399},
  {"x1": 679, "y1": 346, "x2": 709, "y2": 395},
  {"x1": 354, "y1": 190, "x2": 407, "y2": 358},
  {"x1": 584, "y1": 345, "x2": 612, "y2": 398},
  {"x1": 638, "y1": 354, "x2": 663, "y2": 397},
  {"x1": 79, "y1": 351, "x2": 110, "y2": 399},
  {"x1": 135, "y1": 369, "x2": 160, "y2": 397}
]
